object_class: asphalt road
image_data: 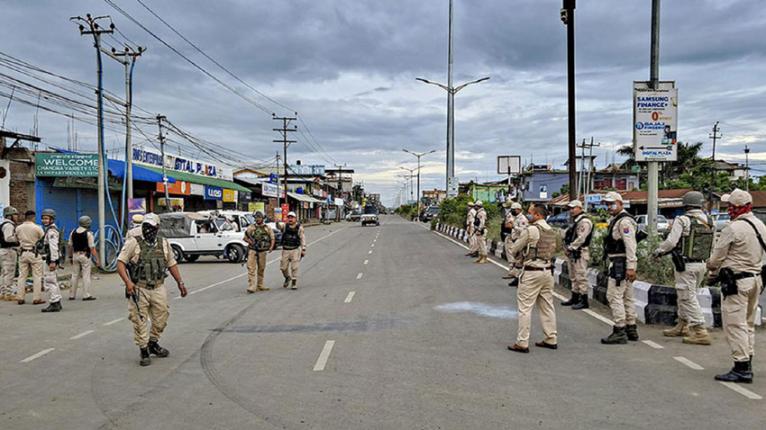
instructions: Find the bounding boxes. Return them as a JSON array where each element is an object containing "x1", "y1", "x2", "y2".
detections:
[{"x1": 1, "y1": 215, "x2": 764, "y2": 429}]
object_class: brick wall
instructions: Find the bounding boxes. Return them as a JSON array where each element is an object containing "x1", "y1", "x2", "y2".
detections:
[{"x1": 6, "y1": 147, "x2": 35, "y2": 212}]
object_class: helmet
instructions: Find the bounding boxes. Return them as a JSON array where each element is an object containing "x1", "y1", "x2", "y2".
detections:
[
  {"x1": 41, "y1": 208, "x2": 56, "y2": 219},
  {"x1": 142, "y1": 213, "x2": 160, "y2": 227},
  {"x1": 474, "y1": 201, "x2": 484, "y2": 207},
  {"x1": 511, "y1": 202, "x2": 522, "y2": 210},
  {"x1": 78, "y1": 215, "x2": 92, "y2": 228},
  {"x1": 254, "y1": 211, "x2": 265, "y2": 219},
  {"x1": 132, "y1": 214, "x2": 145, "y2": 224},
  {"x1": 682, "y1": 191, "x2": 705, "y2": 209},
  {"x1": 3, "y1": 206, "x2": 18, "y2": 217}
]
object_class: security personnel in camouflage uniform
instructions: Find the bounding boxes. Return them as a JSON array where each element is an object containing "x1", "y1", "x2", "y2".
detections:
[
  {"x1": 280, "y1": 211, "x2": 306, "y2": 290},
  {"x1": 15, "y1": 210, "x2": 44, "y2": 305},
  {"x1": 117, "y1": 213, "x2": 187, "y2": 367},
  {"x1": 474, "y1": 201, "x2": 488, "y2": 264},
  {"x1": 653, "y1": 191, "x2": 713, "y2": 345},
  {"x1": 707, "y1": 189, "x2": 765, "y2": 383},
  {"x1": 244, "y1": 211, "x2": 275, "y2": 293},
  {"x1": 465, "y1": 202, "x2": 478, "y2": 257},
  {"x1": 503, "y1": 202, "x2": 528, "y2": 286},
  {"x1": 40, "y1": 209, "x2": 63, "y2": 313},
  {"x1": 68, "y1": 215, "x2": 99, "y2": 301},
  {"x1": 0, "y1": 206, "x2": 20, "y2": 301},
  {"x1": 561, "y1": 200, "x2": 593, "y2": 310},
  {"x1": 600, "y1": 192, "x2": 640, "y2": 345},
  {"x1": 507, "y1": 205, "x2": 558, "y2": 353}
]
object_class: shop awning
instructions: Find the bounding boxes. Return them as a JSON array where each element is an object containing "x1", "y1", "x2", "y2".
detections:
[
  {"x1": 287, "y1": 191, "x2": 325, "y2": 204},
  {"x1": 141, "y1": 165, "x2": 250, "y2": 193},
  {"x1": 107, "y1": 159, "x2": 175, "y2": 184}
]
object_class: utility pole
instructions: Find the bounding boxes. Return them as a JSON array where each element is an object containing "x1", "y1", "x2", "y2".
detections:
[
  {"x1": 71, "y1": 13, "x2": 114, "y2": 270},
  {"x1": 561, "y1": 0, "x2": 577, "y2": 202},
  {"x1": 273, "y1": 113, "x2": 297, "y2": 218},
  {"x1": 276, "y1": 152, "x2": 281, "y2": 210},
  {"x1": 745, "y1": 145, "x2": 750, "y2": 192},
  {"x1": 156, "y1": 115, "x2": 170, "y2": 205},
  {"x1": 709, "y1": 121, "x2": 721, "y2": 198},
  {"x1": 577, "y1": 137, "x2": 600, "y2": 210},
  {"x1": 403, "y1": 148, "x2": 436, "y2": 217},
  {"x1": 400, "y1": 167, "x2": 417, "y2": 204},
  {"x1": 646, "y1": 0, "x2": 661, "y2": 237}
]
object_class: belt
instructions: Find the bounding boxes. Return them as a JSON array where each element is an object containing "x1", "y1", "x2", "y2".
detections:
[
  {"x1": 733, "y1": 272, "x2": 758, "y2": 281},
  {"x1": 524, "y1": 266, "x2": 552, "y2": 271}
]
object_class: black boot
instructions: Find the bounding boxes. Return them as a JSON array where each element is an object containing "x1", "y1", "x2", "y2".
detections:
[
  {"x1": 508, "y1": 278, "x2": 519, "y2": 287},
  {"x1": 561, "y1": 292, "x2": 579, "y2": 306},
  {"x1": 139, "y1": 348, "x2": 151, "y2": 367},
  {"x1": 148, "y1": 340, "x2": 169, "y2": 357},
  {"x1": 572, "y1": 294, "x2": 589, "y2": 310},
  {"x1": 715, "y1": 361, "x2": 753, "y2": 384},
  {"x1": 626, "y1": 324, "x2": 639, "y2": 341},
  {"x1": 41, "y1": 301, "x2": 62, "y2": 313},
  {"x1": 601, "y1": 326, "x2": 628, "y2": 345}
]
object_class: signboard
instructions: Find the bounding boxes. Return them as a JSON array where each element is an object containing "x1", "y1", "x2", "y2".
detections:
[
  {"x1": 156, "y1": 181, "x2": 190, "y2": 195},
  {"x1": 133, "y1": 148, "x2": 233, "y2": 180},
  {"x1": 204, "y1": 185, "x2": 223, "y2": 201},
  {"x1": 128, "y1": 198, "x2": 146, "y2": 227},
  {"x1": 288, "y1": 164, "x2": 325, "y2": 176},
  {"x1": 158, "y1": 197, "x2": 184, "y2": 210},
  {"x1": 633, "y1": 81, "x2": 678, "y2": 162},
  {"x1": 280, "y1": 203, "x2": 289, "y2": 221},
  {"x1": 447, "y1": 177, "x2": 459, "y2": 198},
  {"x1": 497, "y1": 155, "x2": 522, "y2": 175},
  {"x1": 262, "y1": 182, "x2": 279, "y2": 198},
  {"x1": 248, "y1": 201, "x2": 265, "y2": 214},
  {"x1": 222, "y1": 189, "x2": 237, "y2": 203},
  {"x1": 35, "y1": 153, "x2": 98, "y2": 177}
]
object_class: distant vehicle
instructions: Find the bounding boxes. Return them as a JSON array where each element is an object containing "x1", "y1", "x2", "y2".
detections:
[
  {"x1": 713, "y1": 212, "x2": 731, "y2": 232},
  {"x1": 546, "y1": 212, "x2": 570, "y2": 228},
  {"x1": 347, "y1": 210, "x2": 362, "y2": 222},
  {"x1": 361, "y1": 205, "x2": 380, "y2": 226},
  {"x1": 635, "y1": 214, "x2": 670, "y2": 234},
  {"x1": 198, "y1": 209, "x2": 282, "y2": 245},
  {"x1": 420, "y1": 206, "x2": 440, "y2": 222},
  {"x1": 160, "y1": 212, "x2": 248, "y2": 263}
]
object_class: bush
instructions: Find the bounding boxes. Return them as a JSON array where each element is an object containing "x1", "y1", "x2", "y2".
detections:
[{"x1": 588, "y1": 229, "x2": 674, "y2": 286}]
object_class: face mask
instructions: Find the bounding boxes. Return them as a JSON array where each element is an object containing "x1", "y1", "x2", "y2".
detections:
[
  {"x1": 142, "y1": 224, "x2": 159, "y2": 244},
  {"x1": 526, "y1": 214, "x2": 534, "y2": 222}
]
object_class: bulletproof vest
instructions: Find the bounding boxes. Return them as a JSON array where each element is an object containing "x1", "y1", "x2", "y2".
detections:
[
  {"x1": 249, "y1": 225, "x2": 272, "y2": 251},
  {"x1": 133, "y1": 238, "x2": 168, "y2": 287},
  {"x1": 71, "y1": 230, "x2": 90, "y2": 253},
  {"x1": 677, "y1": 215, "x2": 714, "y2": 260},
  {"x1": 501, "y1": 213, "x2": 513, "y2": 235},
  {"x1": 604, "y1": 212, "x2": 633, "y2": 255},
  {"x1": 281, "y1": 224, "x2": 302, "y2": 250},
  {"x1": 565, "y1": 215, "x2": 593, "y2": 247},
  {"x1": 0, "y1": 221, "x2": 18, "y2": 248},
  {"x1": 473, "y1": 215, "x2": 481, "y2": 227},
  {"x1": 529, "y1": 224, "x2": 557, "y2": 262}
]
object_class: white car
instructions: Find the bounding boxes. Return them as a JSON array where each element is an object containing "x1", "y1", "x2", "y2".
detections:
[
  {"x1": 198, "y1": 209, "x2": 282, "y2": 244},
  {"x1": 160, "y1": 212, "x2": 249, "y2": 263},
  {"x1": 361, "y1": 213, "x2": 380, "y2": 226},
  {"x1": 635, "y1": 214, "x2": 670, "y2": 234}
]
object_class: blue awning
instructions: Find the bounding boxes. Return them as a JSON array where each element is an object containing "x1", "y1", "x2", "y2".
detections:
[{"x1": 107, "y1": 159, "x2": 175, "y2": 183}]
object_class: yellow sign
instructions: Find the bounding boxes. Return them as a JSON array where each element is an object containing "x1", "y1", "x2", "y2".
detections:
[
  {"x1": 248, "y1": 202, "x2": 265, "y2": 213},
  {"x1": 223, "y1": 189, "x2": 238, "y2": 203}
]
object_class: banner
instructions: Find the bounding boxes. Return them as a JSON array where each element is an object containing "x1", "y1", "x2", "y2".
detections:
[
  {"x1": 204, "y1": 185, "x2": 223, "y2": 201},
  {"x1": 156, "y1": 181, "x2": 190, "y2": 195},
  {"x1": 222, "y1": 189, "x2": 237, "y2": 203},
  {"x1": 633, "y1": 81, "x2": 678, "y2": 162},
  {"x1": 249, "y1": 202, "x2": 265, "y2": 214},
  {"x1": 35, "y1": 153, "x2": 98, "y2": 177},
  {"x1": 262, "y1": 182, "x2": 279, "y2": 198}
]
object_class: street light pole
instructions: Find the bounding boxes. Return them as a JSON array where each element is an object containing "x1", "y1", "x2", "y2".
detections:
[
  {"x1": 561, "y1": 0, "x2": 577, "y2": 202},
  {"x1": 647, "y1": 0, "x2": 661, "y2": 237},
  {"x1": 403, "y1": 148, "x2": 436, "y2": 218},
  {"x1": 400, "y1": 167, "x2": 417, "y2": 204}
]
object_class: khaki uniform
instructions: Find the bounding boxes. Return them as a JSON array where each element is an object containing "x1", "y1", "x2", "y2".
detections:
[
  {"x1": 655, "y1": 210, "x2": 710, "y2": 326},
  {"x1": 566, "y1": 214, "x2": 593, "y2": 295},
  {"x1": 466, "y1": 208, "x2": 477, "y2": 253},
  {"x1": 245, "y1": 223, "x2": 275, "y2": 291},
  {"x1": 0, "y1": 221, "x2": 18, "y2": 298},
  {"x1": 15, "y1": 221, "x2": 44, "y2": 302},
  {"x1": 707, "y1": 212, "x2": 766, "y2": 362},
  {"x1": 117, "y1": 236, "x2": 177, "y2": 348},
  {"x1": 475, "y1": 209, "x2": 488, "y2": 257},
  {"x1": 510, "y1": 219, "x2": 557, "y2": 348},
  {"x1": 43, "y1": 224, "x2": 62, "y2": 304},
  {"x1": 126, "y1": 226, "x2": 142, "y2": 240},
  {"x1": 605, "y1": 211, "x2": 638, "y2": 327},
  {"x1": 506, "y1": 212, "x2": 528, "y2": 277},
  {"x1": 280, "y1": 224, "x2": 306, "y2": 283},
  {"x1": 69, "y1": 227, "x2": 96, "y2": 299}
]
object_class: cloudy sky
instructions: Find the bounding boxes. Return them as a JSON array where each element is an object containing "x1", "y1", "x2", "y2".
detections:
[{"x1": 1, "y1": 0, "x2": 765, "y2": 205}]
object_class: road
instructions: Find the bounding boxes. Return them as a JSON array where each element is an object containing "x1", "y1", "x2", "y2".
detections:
[{"x1": 1, "y1": 215, "x2": 764, "y2": 429}]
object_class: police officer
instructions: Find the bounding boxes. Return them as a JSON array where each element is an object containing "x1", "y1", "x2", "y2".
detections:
[
  {"x1": 126, "y1": 214, "x2": 144, "y2": 240},
  {"x1": 474, "y1": 201, "x2": 488, "y2": 264},
  {"x1": 40, "y1": 209, "x2": 63, "y2": 313},
  {"x1": 280, "y1": 212, "x2": 305, "y2": 290},
  {"x1": 561, "y1": 200, "x2": 593, "y2": 310},
  {"x1": 652, "y1": 191, "x2": 713, "y2": 345},
  {"x1": 15, "y1": 210, "x2": 44, "y2": 305},
  {"x1": 116, "y1": 213, "x2": 187, "y2": 367},
  {"x1": 504, "y1": 202, "x2": 528, "y2": 286},
  {"x1": 707, "y1": 189, "x2": 765, "y2": 383},
  {"x1": 465, "y1": 202, "x2": 478, "y2": 257},
  {"x1": 507, "y1": 205, "x2": 558, "y2": 353},
  {"x1": 68, "y1": 215, "x2": 99, "y2": 301},
  {"x1": 0, "y1": 206, "x2": 21, "y2": 301},
  {"x1": 244, "y1": 211, "x2": 275, "y2": 293},
  {"x1": 600, "y1": 192, "x2": 640, "y2": 344}
]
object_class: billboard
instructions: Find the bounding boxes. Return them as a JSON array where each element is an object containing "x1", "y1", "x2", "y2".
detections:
[
  {"x1": 35, "y1": 153, "x2": 98, "y2": 177},
  {"x1": 633, "y1": 81, "x2": 678, "y2": 162},
  {"x1": 497, "y1": 155, "x2": 522, "y2": 175}
]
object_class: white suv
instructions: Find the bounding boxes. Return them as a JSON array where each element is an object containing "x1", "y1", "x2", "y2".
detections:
[{"x1": 159, "y1": 212, "x2": 249, "y2": 263}]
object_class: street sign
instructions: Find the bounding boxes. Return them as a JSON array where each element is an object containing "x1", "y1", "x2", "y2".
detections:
[
  {"x1": 497, "y1": 155, "x2": 522, "y2": 175},
  {"x1": 447, "y1": 176, "x2": 459, "y2": 198},
  {"x1": 35, "y1": 153, "x2": 98, "y2": 177},
  {"x1": 633, "y1": 81, "x2": 678, "y2": 162}
]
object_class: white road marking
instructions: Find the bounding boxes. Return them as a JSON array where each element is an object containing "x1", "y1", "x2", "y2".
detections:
[
  {"x1": 344, "y1": 291, "x2": 356, "y2": 303},
  {"x1": 20, "y1": 348, "x2": 55, "y2": 363},
  {"x1": 364, "y1": 259, "x2": 369, "y2": 265},
  {"x1": 313, "y1": 340, "x2": 335, "y2": 371},
  {"x1": 674, "y1": 356, "x2": 704, "y2": 370},
  {"x1": 356, "y1": 272, "x2": 363, "y2": 280},
  {"x1": 69, "y1": 330, "x2": 95, "y2": 340},
  {"x1": 371, "y1": 243, "x2": 375, "y2": 248},
  {"x1": 719, "y1": 382, "x2": 763, "y2": 400},
  {"x1": 368, "y1": 250, "x2": 373, "y2": 254},
  {"x1": 582, "y1": 309, "x2": 615, "y2": 326},
  {"x1": 103, "y1": 318, "x2": 124, "y2": 326},
  {"x1": 642, "y1": 340, "x2": 664, "y2": 349}
]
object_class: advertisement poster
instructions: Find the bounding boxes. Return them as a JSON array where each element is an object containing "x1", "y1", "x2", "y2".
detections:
[{"x1": 633, "y1": 81, "x2": 678, "y2": 162}]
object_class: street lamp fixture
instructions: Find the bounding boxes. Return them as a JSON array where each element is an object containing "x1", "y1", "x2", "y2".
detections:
[{"x1": 403, "y1": 148, "x2": 437, "y2": 217}]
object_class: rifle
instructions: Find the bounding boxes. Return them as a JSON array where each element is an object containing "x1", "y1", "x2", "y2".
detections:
[{"x1": 125, "y1": 287, "x2": 144, "y2": 321}]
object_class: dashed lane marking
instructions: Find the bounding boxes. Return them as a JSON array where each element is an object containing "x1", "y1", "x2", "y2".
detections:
[
  {"x1": 368, "y1": 250, "x2": 373, "y2": 254},
  {"x1": 674, "y1": 356, "x2": 704, "y2": 370},
  {"x1": 371, "y1": 244, "x2": 375, "y2": 248},
  {"x1": 69, "y1": 330, "x2": 95, "y2": 340},
  {"x1": 103, "y1": 318, "x2": 124, "y2": 326},
  {"x1": 20, "y1": 348, "x2": 55, "y2": 363},
  {"x1": 364, "y1": 259, "x2": 369, "y2": 265},
  {"x1": 642, "y1": 340, "x2": 664, "y2": 349},
  {"x1": 582, "y1": 309, "x2": 615, "y2": 326},
  {"x1": 719, "y1": 382, "x2": 763, "y2": 400},
  {"x1": 356, "y1": 272, "x2": 363, "y2": 280},
  {"x1": 344, "y1": 291, "x2": 356, "y2": 303},
  {"x1": 313, "y1": 340, "x2": 335, "y2": 371}
]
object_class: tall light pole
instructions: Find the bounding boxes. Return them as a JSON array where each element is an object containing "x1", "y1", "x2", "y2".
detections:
[
  {"x1": 403, "y1": 148, "x2": 436, "y2": 217},
  {"x1": 561, "y1": 0, "x2": 577, "y2": 202},
  {"x1": 400, "y1": 167, "x2": 417, "y2": 204}
]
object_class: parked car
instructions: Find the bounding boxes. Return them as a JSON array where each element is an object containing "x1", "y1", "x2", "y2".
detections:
[
  {"x1": 420, "y1": 206, "x2": 440, "y2": 222},
  {"x1": 635, "y1": 214, "x2": 670, "y2": 234},
  {"x1": 546, "y1": 212, "x2": 570, "y2": 228},
  {"x1": 159, "y1": 212, "x2": 248, "y2": 263},
  {"x1": 198, "y1": 210, "x2": 282, "y2": 245},
  {"x1": 347, "y1": 210, "x2": 362, "y2": 222},
  {"x1": 713, "y1": 212, "x2": 731, "y2": 232}
]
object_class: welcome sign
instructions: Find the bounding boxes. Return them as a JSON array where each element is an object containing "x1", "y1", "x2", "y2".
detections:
[{"x1": 35, "y1": 153, "x2": 98, "y2": 177}]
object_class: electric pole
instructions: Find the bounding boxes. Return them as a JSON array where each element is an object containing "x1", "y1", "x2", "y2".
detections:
[
  {"x1": 156, "y1": 115, "x2": 169, "y2": 204},
  {"x1": 71, "y1": 13, "x2": 114, "y2": 270},
  {"x1": 709, "y1": 121, "x2": 721, "y2": 198},
  {"x1": 745, "y1": 145, "x2": 750, "y2": 192},
  {"x1": 273, "y1": 113, "x2": 297, "y2": 219},
  {"x1": 276, "y1": 152, "x2": 281, "y2": 210},
  {"x1": 577, "y1": 137, "x2": 600, "y2": 210},
  {"x1": 561, "y1": 0, "x2": 577, "y2": 202},
  {"x1": 646, "y1": 0, "x2": 661, "y2": 237}
]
